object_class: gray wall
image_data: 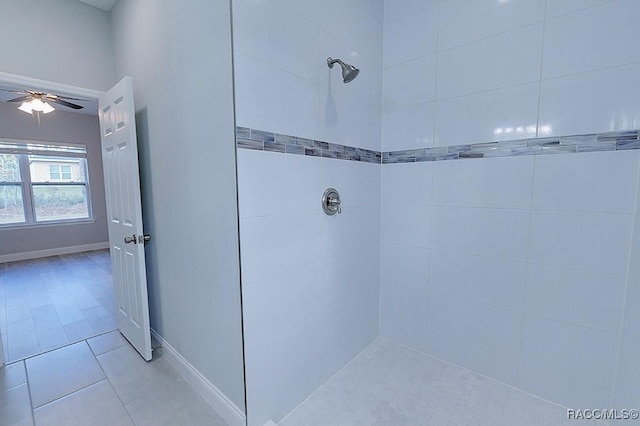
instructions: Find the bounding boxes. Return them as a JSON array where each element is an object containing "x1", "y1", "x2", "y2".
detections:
[
  {"x1": 0, "y1": 102, "x2": 108, "y2": 256},
  {"x1": 110, "y1": 0, "x2": 246, "y2": 413},
  {"x1": 0, "y1": 0, "x2": 116, "y2": 91}
]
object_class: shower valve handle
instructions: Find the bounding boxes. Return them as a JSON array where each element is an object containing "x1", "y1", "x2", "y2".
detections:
[
  {"x1": 328, "y1": 196, "x2": 341, "y2": 213},
  {"x1": 322, "y1": 188, "x2": 342, "y2": 215}
]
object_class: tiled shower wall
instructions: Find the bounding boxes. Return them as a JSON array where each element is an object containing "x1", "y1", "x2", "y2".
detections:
[
  {"x1": 232, "y1": 1, "x2": 383, "y2": 424},
  {"x1": 381, "y1": 0, "x2": 640, "y2": 413}
]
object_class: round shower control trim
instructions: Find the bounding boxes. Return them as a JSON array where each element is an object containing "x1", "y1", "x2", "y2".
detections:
[{"x1": 322, "y1": 188, "x2": 341, "y2": 215}]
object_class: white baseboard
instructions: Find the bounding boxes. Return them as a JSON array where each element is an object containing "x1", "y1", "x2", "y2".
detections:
[
  {"x1": 0, "y1": 242, "x2": 110, "y2": 264},
  {"x1": 150, "y1": 329, "x2": 246, "y2": 426}
]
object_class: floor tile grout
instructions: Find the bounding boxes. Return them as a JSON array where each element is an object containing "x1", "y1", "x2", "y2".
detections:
[{"x1": 1, "y1": 250, "x2": 115, "y2": 363}]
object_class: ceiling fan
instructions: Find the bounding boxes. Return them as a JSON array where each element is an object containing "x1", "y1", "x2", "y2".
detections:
[{"x1": 0, "y1": 88, "x2": 85, "y2": 114}]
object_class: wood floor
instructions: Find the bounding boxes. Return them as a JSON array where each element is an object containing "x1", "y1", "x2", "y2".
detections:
[{"x1": 0, "y1": 250, "x2": 115, "y2": 363}]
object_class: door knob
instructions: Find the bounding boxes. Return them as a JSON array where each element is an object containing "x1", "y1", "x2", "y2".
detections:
[{"x1": 124, "y1": 234, "x2": 151, "y2": 244}]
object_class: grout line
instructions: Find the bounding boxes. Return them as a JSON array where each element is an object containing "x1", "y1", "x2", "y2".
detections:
[
  {"x1": 92, "y1": 339, "x2": 139, "y2": 425},
  {"x1": 609, "y1": 153, "x2": 640, "y2": 407},
  {"x1": 426, "y1": 283, "x2": 623, "y2": 337},
  {"x1": 383, "y1": 1, "x2": 440, "y2": 24},
  {"x1": 534, "y1": 0, "x2": 547, "y2": 139},
  {"x1": 516, "y1": 150, "x2": 539, "y2": 387},
  {"x1": 17, "y1": 358, "x2": 37, "y2": 425},
  {"x1": 424, "y1": 150, "x2": 436, "y2": 344},
  {"x1": 431, "y1": 1, "x2": 440, "y2": 149}
]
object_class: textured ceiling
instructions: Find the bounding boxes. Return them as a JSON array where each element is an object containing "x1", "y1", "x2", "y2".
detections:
[{"x1": 76, "y1": 0, "x2": 118, "y2": 11}]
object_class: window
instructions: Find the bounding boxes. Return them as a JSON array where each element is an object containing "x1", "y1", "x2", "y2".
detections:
[
  {"x1": 0, "y1": 140, "x2": 92, "y2": 225},
  {"x1": 49, "y1": 165, "x2": 72, "y2": 180}
]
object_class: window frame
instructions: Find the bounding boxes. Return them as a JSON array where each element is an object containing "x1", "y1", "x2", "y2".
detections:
[{"x1": 0, "y1": 139, "x2": 94, "y2": 228}]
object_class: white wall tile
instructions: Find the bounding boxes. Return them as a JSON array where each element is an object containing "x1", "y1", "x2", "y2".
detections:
[
  {"x1": 234, "y1": 53, "x2": 319, "y2": 140},
  {"x1": 432, "y1": 156, "x2": 535, "y2": 209},
  {"x1": 518, "y1": 363, "x2": 612, "y2": 409},
  {"x1": 430, "y1": 206, "x2": 531, "y2": 261},
  {"x1": 322, "y1": 205, "x2": 380, "y2": 257},
  {"x1": 545, "y1": 0, "x2": 615, "y2": 19},
  {"x1": 524, "y1": 264, "x2": 625, "y2": 333},
  {"x1": 380, "y1": 204, "x2": 432, "y2": 248},
  {"x1": 319, "y1": 0, "x2": 381, "y2": 58},
  {"x1": 383, "y1": 103, "x2": 435, "y2": 151},
  {"x1": 318, "y1": 90, "x2": 378, "y2": 150},
  {"x1": 233, "y1": 0, "x2": 319, "y2": 82},
  {"x1": 280, "y1": 0, "x2": 319, "y2": 23},
  {"x1": 319, "y1": 249, "x2": 380, "y2": 311},
  {"x1": 237, "y1": 150, "x2": 322, "y2": 218},
  {"x1": 622, "y1": 267, "x2": 640, "y2": 343},
  {"x1": 383, "y1": 55, "x2": 437, "y2": 110},
  {"x1": 242, "y1": 262, "x2": 322, "y2": 344},
  {"x1": 427, "y1": 292, "x2": 522, "y2": 360},
  {"x1": 319, "y1": 31, "x2": 371, "y2": 107},
  {"x1": 384, "y1": 0, "x2": 439, "y2": 22},
  {"x1": 430, "y1": 250, "x2": 526, "y2": 311},
  {"x1": 532, "y1": 150, "x2": 640, "y2": 214},
  {"x1": 542, "y1": 0, "x2": 640, "y2": 79},
  {"x1": 520, "y1": 315, "x2": 618, "y2": 390},
  {"x1": 437, "y1": 24, "x2": 544, "y2": 99},
  {"x1": 528, "y1": 210, "x2": 632, "y2": 275},
  {"x1": 242, "y1": 268, "x2": 327, "y2": 407},
  {"x1": 621, "y1": 205, "x2": 640, "y2": 342},
  {"x1": 322, "y1": 160, "x2": 381, "y2": 207},
  {"x1": 383, "y1": 5, "x2": 438, "y2": 67},
  {"x1": 426, "y1": 331, "x2": 519, "y2": 386},
  {"x1": 370, "y1": 0, "x2": 384, "y2": 23},
  {"x1": 239, "y1": 212, "x2": 323, "y2": 285},
  {"x1": 438, "y1": 0, "x2": 545, "y2": 51},
  {"x1": 434, "y1": 83, "x2": 539, "y2": 146},
  {"x1": 370, "y1": 53, "x2": 384, "y2": 111},
  {"x1": 379, "y1": 278, "x2": 428, "y2": 352},
  {"x1": 234, "y1": 2, "x2": 383, "y2": 424},
  {"x1": 538, "y1": 63, "x2": 640, "y2": 136},
  {"x1": 380, "y1": 243, "x2": 429, "y2": 285},
  {"x1": 381, "y1": 162, "x2": 433, "y2": 206},
  {"x1": 612, "y1": 337, "x2": 640, "y2": 410}
]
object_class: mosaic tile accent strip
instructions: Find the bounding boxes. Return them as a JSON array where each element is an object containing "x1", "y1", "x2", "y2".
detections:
[
  {"x1": 236, "y1": 127, "x2": 382, "y2": 164},
  {"x1": 382, "y1": 130, "x2": 640, "y2": 164},
  {"x1": 236, "y1": 127, "x2": 640, "y2": 165}
]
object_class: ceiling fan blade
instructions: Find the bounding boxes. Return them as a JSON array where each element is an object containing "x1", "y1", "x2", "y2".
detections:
[
  {"x1": 48, "y1": 98, "x2": 84, "y2": 109},
  {"x1": 6, "y1": 95, "x2": 32, "y2": 103},
  {"x1": 0, "y1": 88, "x2": 28, "y2": 94},
  {"x1": 43, "y1": 93, "x2": 86, "y2": 102},
  {"x1": 49, "y1": 94, "x2": 86, "y2": 102}
]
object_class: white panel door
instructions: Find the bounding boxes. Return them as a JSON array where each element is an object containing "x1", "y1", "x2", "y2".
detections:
[{"x1": 99, "y1": 76, "x2": 152, "y2": 361}]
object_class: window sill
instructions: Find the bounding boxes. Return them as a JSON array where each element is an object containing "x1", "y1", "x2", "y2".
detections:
[{"x1": 0, "y1": 218, "x2": 96, "y2": 231}]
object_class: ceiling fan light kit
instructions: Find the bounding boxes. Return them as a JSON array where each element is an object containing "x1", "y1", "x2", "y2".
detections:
[
  {"x1": 1, "y1": 89, "x2": 85, "y2": 115},
  {"x1": 19, "y1": 98, "x2": 55, "y2": 115}
]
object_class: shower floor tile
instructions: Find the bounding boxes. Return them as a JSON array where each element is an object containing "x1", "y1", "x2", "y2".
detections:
[{"x1": 280, "y1": 338, "x2": 603, "y2": 426}]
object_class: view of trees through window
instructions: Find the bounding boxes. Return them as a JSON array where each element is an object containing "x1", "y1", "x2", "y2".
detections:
[
  {"x1": 0, "y1": 154, "x2": 24, "y2": 224},
  {"x1": 0, "y1": 143, "x2": 91, "y2": 225}
]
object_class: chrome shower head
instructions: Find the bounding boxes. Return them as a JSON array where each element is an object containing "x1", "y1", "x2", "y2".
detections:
[{"x1": 327, "y1": 57, "x2": 360, "y2": 83}]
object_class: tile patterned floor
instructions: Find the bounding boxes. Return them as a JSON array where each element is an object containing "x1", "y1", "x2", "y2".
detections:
[
  {"x1": 0, "y1": 331, "x2": 228, "y2": 426},
  {"x1": 280, "y1": 338, "x2": 605, "y2": 426},
  {"x1": 0, "y1": 250, "x2": 115, "y2": 362}
]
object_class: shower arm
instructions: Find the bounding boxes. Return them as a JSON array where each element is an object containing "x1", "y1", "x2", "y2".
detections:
[{"x1": 327, "y1": 57, "x2": 346, "y2": 69}]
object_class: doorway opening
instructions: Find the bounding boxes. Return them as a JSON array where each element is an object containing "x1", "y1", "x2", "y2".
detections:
[{"x1": 0, "y1": 71, "x2": 111, "y2": 366}]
